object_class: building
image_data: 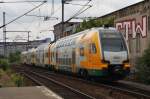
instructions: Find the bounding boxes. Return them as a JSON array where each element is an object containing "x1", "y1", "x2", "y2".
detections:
[
  {"x1": 0, "y1": 38, "x2": 51, "y2": 57},
  {"x1": 53, "y1": 22, "x2": 80, "y2": 40},
  {"x1": 113, "y1": 0, "x2": 150, "y2": 66}
]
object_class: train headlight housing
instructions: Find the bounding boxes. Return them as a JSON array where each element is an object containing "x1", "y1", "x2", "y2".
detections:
[
  {"x1": 101, "y1": 59, "x2": 109, "y2": 69},
  {"x1": 123, "y1": 59, "x2": 130, "y2": 69}
]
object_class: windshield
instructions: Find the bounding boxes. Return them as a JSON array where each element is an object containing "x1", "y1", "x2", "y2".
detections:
[{"x1": 100, "y1": 32, "x2": 127, "y2": 52}]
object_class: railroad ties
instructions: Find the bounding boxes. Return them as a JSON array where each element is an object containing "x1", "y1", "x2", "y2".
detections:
[{"x1": 12, "y1": 64, "x2": 150, "y2": 99}]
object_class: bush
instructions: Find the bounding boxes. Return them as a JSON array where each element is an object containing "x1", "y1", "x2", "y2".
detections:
[
  {"x1": 11, "y1": 73, "x2": 24, "y2": 87},
  {"x1": 136, "y1": 45, "x2": 150, "y2": 84},
  {"x1": 0, "y1": 59, "x2": 10, "y2": 71},
  {"x1": 8, "y1": 51, "x2": 21, "y2": 63},
  {"x1": 0, "y1": 69, "x2": 24, "y2": 87},
  {"x1": 0, "y1": 69, "x2": 6, "y2": 78}
]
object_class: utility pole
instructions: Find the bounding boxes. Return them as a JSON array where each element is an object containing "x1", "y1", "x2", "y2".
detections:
[
  {"x1": 60, "y1": 0, "x2": 91, "y2": 39},
  {"x1": 3, "y1": 12, "x2": 6, "y2": 57},
  {"x1": 62, "y1": 0, "x2": 64, "y2": 38},
  {"x1": 27, "y1": 31, "x2": 30, "y2": 50}
]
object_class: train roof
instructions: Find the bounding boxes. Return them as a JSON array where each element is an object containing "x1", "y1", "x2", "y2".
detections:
[
  {"x1": 57, "y1": 27, "x2": 118, "y2": 41},
  {"x1": 98, "y1": 27, "x2": 119, "y2": 33}
]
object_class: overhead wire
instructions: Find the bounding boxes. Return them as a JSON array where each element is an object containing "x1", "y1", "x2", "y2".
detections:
[
  {"x1": 65, "y1": 0, "x2": 92, "y2": 22},
  {"x1": 51, "y1": 0, "x2": 54, "y2": 15},
  {"x1": 0, "y1": 1, "x2": 47, "y2": 29},
  {"x1": 0, "y1": 0, "x2": 46, "y2": 3},
  {"x1": 65, "y1": 2, "x2": 91, "y2": 7},
  {"x1": 40, "y1": 3, "x2": 62, "y2": 32},
  {"x1": 4, "y1": 12, "x2": 38, "y2": 41},
  {"x1": 5, "y1": 12, "x2": 27, "y2": 30},
  {"x1": 40, "y1": 0, "x2": 92, "y2": 32}
]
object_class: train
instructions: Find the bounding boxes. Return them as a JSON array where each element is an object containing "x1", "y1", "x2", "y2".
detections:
[{"x1": 21, "y1": 27, "x2": 131, "y2": 80}]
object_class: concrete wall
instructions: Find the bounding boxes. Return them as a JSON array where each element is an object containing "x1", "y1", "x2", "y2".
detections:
[{"x1": 115, "y1": 0, "x2": 150, "y2": 67}]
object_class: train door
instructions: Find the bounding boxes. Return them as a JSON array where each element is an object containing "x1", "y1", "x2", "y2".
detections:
[
  {"x1": 48, "y1": 45, "x2": 51, "y2": 66},
  {"x1": 88, "y1": 43, "x2": 98, "y2": 69},
  {"x1": 72, "y1": 48, "x2": 76, "y2": 73},
  {"x1": 55, "y1": 48, "x2": 59, "y2": 70},
  {"x1": 42, "y1": 49, "x2": 44, "y2": 67}
]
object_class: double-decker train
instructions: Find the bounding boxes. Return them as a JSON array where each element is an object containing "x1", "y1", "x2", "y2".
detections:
[{"x1": 21, "y1": 27, "x2": 131, "y2": 80}]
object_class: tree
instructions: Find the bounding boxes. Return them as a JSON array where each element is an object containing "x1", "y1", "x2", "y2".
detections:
[
  {"x1": 0, "y1": 59, "x2": 9, "y2": 71},
  {"x1": 75, "y1": 17, "x2": 114, "y2": 33},
  {"x1": 8, "y1": 51, "x2": 21, "y2": 63},
  {"x1": 136, "y1": 45, "x2": 150, "y2": 84}
]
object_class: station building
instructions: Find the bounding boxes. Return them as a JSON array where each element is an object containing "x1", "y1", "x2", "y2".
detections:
[{"x1": 53, "y1": 0, "x2": 150, "y2": 67}]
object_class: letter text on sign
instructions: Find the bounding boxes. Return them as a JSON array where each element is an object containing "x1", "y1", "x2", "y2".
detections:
[{"x1": 116, "y1": 16, "x2": 147, "y2": 40}]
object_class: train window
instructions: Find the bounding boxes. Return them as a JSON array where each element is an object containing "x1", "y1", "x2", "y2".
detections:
[
  {"x1": 100, "y1": 32, "x2": 126, "y2": 52},
  {"x1": 46, "y1": 52, "x2": 49, "y2": 57},
  {"x1": 80, "y1": 47, "x2": 84, "y2": 56},
  {"x1": 50, "y1": 52, "x2": 53, "y2": 61},
  {"x1": 69, "y1": 58, "x2": 71, "y2": 65},
  {"x1": 52, "y1": 52, "x2": 54, "y2": 57},
  {"x1": 148, "y1": 16, "x2": 150, "y2": 31},
  {"x1": 56, "y1": 51, "x2": 58, "y2": 63},
  {"x1": 45, "y1": 52, "x2": 46, "y2": 57},
  {"x1": 91, "y1": 43, "x2": 97, "y2": 54}
]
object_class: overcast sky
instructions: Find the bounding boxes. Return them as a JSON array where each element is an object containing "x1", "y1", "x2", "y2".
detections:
[{"x1": 0, "y1": 0, "x2": 143, "y2": 42}]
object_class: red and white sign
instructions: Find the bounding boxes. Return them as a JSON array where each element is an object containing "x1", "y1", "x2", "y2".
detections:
[{"x1": 116, "y1": 16, "x2": 147, "y2": 40}]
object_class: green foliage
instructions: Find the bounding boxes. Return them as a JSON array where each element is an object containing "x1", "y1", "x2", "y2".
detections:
[
  {"x1": 11, "y1": 73, "x2": 24, "y2": 87},
  {"x1": 0, "y1": 59, "x2": 10, "y2": 71},
  {"x1": 8, "y1": 51, "x2": 21, "y2": 63},
  {"x1": 0, "y1": 69, "x2": 24, "y2": 87},
  {"x1": 0, "y1": 69, "x2": 6, "y2": 78},
  {"x1": 0, "y1": 51, "x2": 24, "y2": 87},
  {"x1": 75, "y1": 17, "x2": 114, "y2": 33},
  {"x1": 0, "y1": 55, "x2": 5, "y2": 59},
  {"x1": 136, "y1": 45, "x2": 150, "y2": 84}
]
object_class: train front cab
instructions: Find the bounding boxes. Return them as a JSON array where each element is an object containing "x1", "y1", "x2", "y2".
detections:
[
  {"x1": 99, "y1": 29, "x2": 130, "y2": 79},
  {"x1": 99, "y1": 30, "x2": 130, "y2": 79},
  {"x1": 78, "y1": 29, "x2": 130, "y2": 80}
]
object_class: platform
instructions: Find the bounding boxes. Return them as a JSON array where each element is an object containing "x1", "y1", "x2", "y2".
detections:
[{"x1": 0, "y1": 86, "x2": 62, "y2": 99}]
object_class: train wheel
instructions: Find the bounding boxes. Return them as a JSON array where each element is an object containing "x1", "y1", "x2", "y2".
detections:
[{"x1": 79, "y1": 69, "x2": 89, "y2": 79}]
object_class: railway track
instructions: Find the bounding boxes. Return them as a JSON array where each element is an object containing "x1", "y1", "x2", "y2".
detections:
[
  {"x1": 22, "y1": 70, "x2": 95, "y2": 99},
  {"x1": 13, "y1": 64, "x2": 150, "y2": 99},
  {"x1": 44, "y1": 72, "x2": 150, "y2": 99}
]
